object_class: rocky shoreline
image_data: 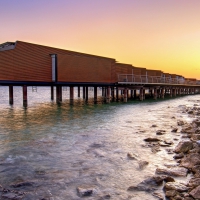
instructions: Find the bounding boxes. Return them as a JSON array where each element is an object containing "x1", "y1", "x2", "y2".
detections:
[
  {"x1": 1, "y1": 102, "x2": 200, "y2": 200},
  {"x1": 127, "y1": 103, "x2": 200, "y2": 200}
]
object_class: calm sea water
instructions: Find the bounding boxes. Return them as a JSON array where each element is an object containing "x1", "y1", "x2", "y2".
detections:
[{"x1": 0, "y1": 86, "x2": 199, "y2": 200}]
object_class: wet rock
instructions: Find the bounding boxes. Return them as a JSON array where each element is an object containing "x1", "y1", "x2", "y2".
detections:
[
  {"x1": 192, "y1": 119, "x2": 200, "y2": 127},
  {"x1": 191, "y1": 134, "x2": 200, "y2": 141},
  {"x1": 156, "y1": 167, "x2": 188, "y2": 177},
  {"x1": 10, "y1": 181, "x2": 34, "y2": 188},
  {"x1": 127, "y1": 152, "x2": 138, "y2": 160},
  {"x1": 173, "y1": 152, "x2": 184, "y2": 159},
  {"x1": 152, "y1": 192, "x2": 164, "y2": 200},
  {"x1": 159, "y1": 141, "x2": 171, "y2": 147},
  {"x1": 2, "y1": 192, "x2": 17, "y2": 199},
  {"x1": 177, "y1": 120, "x2": 185, "y2": 126},
  {"x1": 181, "y1": 126, "x2": 194, "y2": 134},
  {"x1": 144, "y1": 138, "x2": 161, "y2": 142},
  {"x1": 171, "y1": 127, "x2": 178, "y2": 132},
  {"x1": 188, "y1": 110, "x2": 194, "y2": 114},
  {"x1": 77, "y1": 185, "x2": 97, "y2": 197},
  {"x1": 184, "y1": 197, "x2": 195, "y2": 200},
  {"x1": 156, "y1": 130, "x2": 166, "y2": 135},
  {"x1": 166, "y1": 148, "x2": 174, "y2": 154},
  {"x1": 165, "y1": 189, "x2": 178, "y2": 197},
  {"x1": 127, "y1": 175, "x2": 165, "y2": 192},
  {"x1": 98, "y1": 194, "x2": 111, "y2": 199},
  {"x1": 151, "y1": 124, "x2": 157, "y2": 127},
  {"x1": 164, "y1": 182, "x2": 188, "y2": 192},
  {"x1": 188, "y1": 178, "x2": 200, "y2": 188},
  {"x1": 180, "y1": 153, "x2": 200, "y2": 169},
  {"x1": 138, "y1": 160, "x2": 149, "y2": 169},
  {"x1": 174, "y1": 140, "x2": 193, "y2": 153},
  {"x1": 192, "y1": 165, "x2": 200, "y2": 177},
  {"x1": 189, "y1": 185, "x2": 200, "y2": 199}
]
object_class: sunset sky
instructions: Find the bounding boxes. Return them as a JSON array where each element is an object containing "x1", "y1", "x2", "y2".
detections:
[{"x1": 1, "y1": 0, "x2": 200, "y2": 79}]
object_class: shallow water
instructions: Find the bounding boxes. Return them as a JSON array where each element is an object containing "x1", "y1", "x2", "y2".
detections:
[{"x1": 0, "y1": 86, "x2": 199, "y2": 199}]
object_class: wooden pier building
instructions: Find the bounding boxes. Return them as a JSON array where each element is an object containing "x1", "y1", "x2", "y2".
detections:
[{"x1": 0, "y1": 41, "x2": 200, "y2": 106}]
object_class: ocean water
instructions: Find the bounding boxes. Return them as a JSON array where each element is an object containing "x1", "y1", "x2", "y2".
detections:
[{"x1": 0, "y1": 86, "x2": 199, "y2": 200}]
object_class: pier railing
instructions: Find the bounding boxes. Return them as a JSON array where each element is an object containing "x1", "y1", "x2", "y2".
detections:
[{"x1": 118, "y1": 74, "x2": 200, "y2": 85}]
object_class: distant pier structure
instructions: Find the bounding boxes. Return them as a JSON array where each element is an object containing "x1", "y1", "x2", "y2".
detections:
[{"x1": 0, "y1": 41, "x2": 200, "y2": 106}]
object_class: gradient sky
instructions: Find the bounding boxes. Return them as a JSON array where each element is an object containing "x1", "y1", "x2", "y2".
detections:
[{"x1": 1, "y1": 0, "x2": 200, "y2": 79}]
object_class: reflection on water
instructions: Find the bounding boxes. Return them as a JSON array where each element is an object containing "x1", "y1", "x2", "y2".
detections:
[{"x1": 0, "y1": 86, "x2": 199, "y2": 199}]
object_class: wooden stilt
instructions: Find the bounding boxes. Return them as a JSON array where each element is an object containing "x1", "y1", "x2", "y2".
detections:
[
  {"x1": 9, "y1": 85, "x2": 13, "y2": 105},
  {"x1": 23, "y1": 85, "x2": 27, "y2": 107},
  {"x1": 94, "y1": 86, "x2": 97, "y2": 104}
]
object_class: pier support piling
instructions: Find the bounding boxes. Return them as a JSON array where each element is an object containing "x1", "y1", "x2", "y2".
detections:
[
  {"x1": 86, "y1": 86, "x2": 88, "y2": 101},
  {"x1": 78, "y1": 86, "x2": 80, "y2": 98},
  {"x1": 94, "y1": 86, "x2": 97, "y2": 104},
  {"x1": 106, "y1": 86, "x2": 110, "y2": 103},
  {"x1": 9, "y1": 85, "x2": 13, "y2": 105},
  {"x1": 56, "y1": 85, "x2": 62, "y2": 103},
  {"x1": 83, "y1": 87, "x2": 85, "y2": 99},
  {"x1": 70, "y1": 86, "x2": 74, "y2": 104},
  {"x1": 123, "y1": 88, "x2": 127, "y2": 102},
  {"x1": 51, "y1": 86, "x2": 54, "y2": 100},
  {"x1": 23, "y1": 85, "x2": 27, "y2": 107}
]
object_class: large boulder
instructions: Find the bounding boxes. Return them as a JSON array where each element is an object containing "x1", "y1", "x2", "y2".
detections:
[
  {"x1": 180, "y1": 153, "x2": 200, "y2": 169},
  {"x1": 156, "y1": 167, "x2": 188, "y2": 177},
  {"x1": 189, "y1": 185, "x2": 200, "y2": 199},
  {"x1": 174, "y1": 140, "x2": 193, "y2": 153},
  {"x1": 164, "y1": 181, "x2": 188, "y2": 192}
]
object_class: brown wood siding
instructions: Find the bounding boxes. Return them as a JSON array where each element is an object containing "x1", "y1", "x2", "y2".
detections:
[
  {"x1": 114, "y1": 63, "x2": 134, "y2": 82},
  {"x1": 146, "y1": 69, "x2": 163, "y2": 76},
  {"x1": 0, "y1": 41, "x2": 115, "y2": 83},
  {"x1": 57, "y1": 54, "x2": 114, "y2": 83}
]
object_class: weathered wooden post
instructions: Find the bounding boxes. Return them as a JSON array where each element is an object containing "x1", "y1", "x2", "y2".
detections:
[
  {"x1": 94, "y1": 86, "x2": 97, "y2": 104},
  {"x1": 70, "y1": 86, "x2": 74, "y2": 104},
  {"x1": 154, "y1": 88, "x2": 157, "y2": 100},
  {"x1": 9, "y1": 85, "x2": 13, "y2": 105},
  {"x1": 83, "y1": 86, "x2": 85, "y2": 99},
  {"x1": 124, "y1": 88, "x2": 127, "y2": 102},
  {"x1": 23, "y1": 85, "x2": 27, "y2": 107},
  {"x1": 51, "y1": 86, "x2": 54, "y2": 100},
  {"x1": 56, "y1": 85, "x2": 62, "y2": 103},
  {"x1": 106, "y1": 86, "x2": 110, "y2": 103},
  {"x1": 78, "y1": 86, "x2": 80, "y2": 98}
]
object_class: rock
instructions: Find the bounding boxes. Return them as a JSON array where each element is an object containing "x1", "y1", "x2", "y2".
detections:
[
  {"x1": 2, "y1": 192, "x2": 17, "y2": 199},
  {"x1": 159, "y1": 141, "x2": 171, "y2": 147},
  {"x1": 192, "y1": 119, "x2": 200, "y2": 127},
  {"x1": 127, "y1": 152, "x2": 138, "y2": 160},
  {"x1": 191, "y1": 134, "x2": 200, "y2": 141},
  {"x1": 171, "y1": 127, "x2": 178, "y2": 132},
  {"x1": 174, "y1": 140, "x2": 193, "y2": 153},
  {"x1": 156, "y1": 167, "x2": 188, "y2": 177},
  {"x1": 180, "y1": 153, "x2": 200, "y2": 169},
  {"x1": 192, "y1": 165, "x2": 200, "y2": 177},
  {"x1": 177, "y1": 120, "x2": 185, "y2": 126},
  {"x1": 165, "y1": 189, "x2": 177, "y2": 197},
  {"x1": 184, "y1": 197, "x2": 195, "y2": 200},
  {"x1": 152, "y1": 192, "x2": 164, "y2": 200},
  {"x1": 181, "y1": 126, "x2": 194, "y2": 134},
  {"x1": 138, "y1": 160, "x2": 149, "y2": 169},
  {"x1": 189, "y1": 185, "x2": 200, "y2": 199},
  {"x1": 128, "y1": 175, "x2": 164, "y2": 192},
  {"x1": 152, "y1": 124, "x2": 157, "y2": 127},
  {"x1": 77, "y1": 185, "x2": 97, "y2": 197},
  {"x1": 156, "y1": 130, "x2": 166, "y2": 135},
  {"x1": 164, "y1": 182, "x2": 188, "y2": 192},
  {"x1": 144, "y1": 138, "x2": 160, "y2": 142},
  {"x1": 173, "y1": 152, "x2": 184, "y2": 159},
  {"x1": 188, "y1": 110, "x2": 194, "y2": 114},
  {"x1": 10, "y1": 181, "x2": 34, "y2": 188},
  {"x1": 188, "y1": 178, "x2": 200, "y2": 188}
]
